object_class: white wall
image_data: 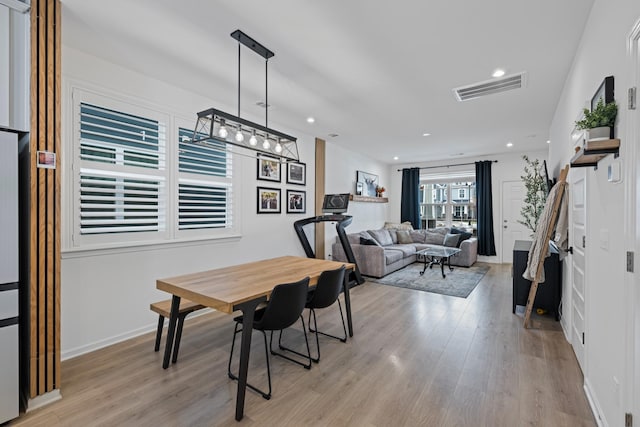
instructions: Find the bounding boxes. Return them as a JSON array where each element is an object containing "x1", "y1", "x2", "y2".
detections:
[
  {"x1": 60, "y1": 47, "x2": 320, "y2": 358},
  {"x1": 324, "y1": 141, "x2": 390, "y2": 258},
  {"x1": 388, "y1": 149, "x2": 548, "y2": 263},
  {"x1": 548, "y1": 1, "x2": 640, "y2": 425}
]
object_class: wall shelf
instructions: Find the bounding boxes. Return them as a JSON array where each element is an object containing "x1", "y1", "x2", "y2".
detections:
[
  {"x1": 350, "y1": 194, "x2": 388, "y2": 203},
  {"x1": 570, "y1": 138, "x2": 620, "y2": 170}
]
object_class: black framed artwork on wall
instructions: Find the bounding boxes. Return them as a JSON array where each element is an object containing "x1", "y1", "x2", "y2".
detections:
[
  {"x1": 257, "y1": 155, "x2": 281, "y2": 182},
  {"x1": 257, "y1": 187, "x2": 281, "y2": 214},
  {"x1": 286, "y1": 162, "x2": 306, "y2": 185}
]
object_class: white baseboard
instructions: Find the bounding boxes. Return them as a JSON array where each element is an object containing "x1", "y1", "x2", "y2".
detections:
[
  {"x1": 26, "y1": 389, "x2": 62, "y2": 412},
  {"x1": 584, "y1": 378, "x2": 606, "y2": 427},
  {"x1": 61, "y1": 308, "x2": 213, "y2": 361}
]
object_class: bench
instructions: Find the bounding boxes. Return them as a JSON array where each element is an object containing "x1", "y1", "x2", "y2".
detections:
[{"x1": 150, "y1": 299, "x2": 204, "y2": 363}]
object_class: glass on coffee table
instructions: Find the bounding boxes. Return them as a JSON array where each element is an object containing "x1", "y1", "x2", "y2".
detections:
[{"x1": 415, "y1": 246, "x2": 462, "y2": 278}]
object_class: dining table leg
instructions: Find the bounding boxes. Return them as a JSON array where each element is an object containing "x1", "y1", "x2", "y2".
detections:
[
  {"x1": 162, "y1": 295, "x2": 181, "y2": 369},
  {"x1": 342, "y1": 271, "x2": 354, "y2": 337},
  {"x1": 234, "y1": 297, "x2": 264, "y2": 421}
]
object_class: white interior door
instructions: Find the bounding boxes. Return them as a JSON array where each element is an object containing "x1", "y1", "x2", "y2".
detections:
[
  {"x1": 501, "y1": 181, "x2": 530, "y2": 263},
  {"x1": 569, "y1": 168, "x2": 586, "y2": 372}
]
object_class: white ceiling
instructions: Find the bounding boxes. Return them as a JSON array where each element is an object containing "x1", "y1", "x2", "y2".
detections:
[{"x1": 61, "y1": 0, "x2": 594, "y2": 164}]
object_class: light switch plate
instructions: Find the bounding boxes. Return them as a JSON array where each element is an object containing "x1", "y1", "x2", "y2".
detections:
[{"x1": 608, "y1": 162, "x2": 621, "y2": 182}]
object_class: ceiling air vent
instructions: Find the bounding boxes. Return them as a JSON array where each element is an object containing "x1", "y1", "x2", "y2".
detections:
[{"x1": 453, "y1": 72, "x2": 527, "y2": 101}]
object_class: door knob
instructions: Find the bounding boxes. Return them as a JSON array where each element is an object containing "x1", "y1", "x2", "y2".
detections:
[{"x1": 504, "y1": 225, "x2": 507, "y2": 228}]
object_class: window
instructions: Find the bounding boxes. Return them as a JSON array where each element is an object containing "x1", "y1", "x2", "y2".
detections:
[
  {"x1": 420, "y1": 178, "x2": 476, "y2": 231},
  {"x1": 177, "y1": 127, "x2": 232, "y2": 231},
  {"x1": 70, "y1": 89, "x2": 237, "y2": 249}
]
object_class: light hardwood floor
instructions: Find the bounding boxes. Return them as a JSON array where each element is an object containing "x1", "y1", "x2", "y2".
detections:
[{"x1": 12, "y1": 264, "x2": 596, "y2": 427}]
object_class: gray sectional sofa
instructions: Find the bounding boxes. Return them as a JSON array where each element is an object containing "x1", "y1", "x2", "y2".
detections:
[{"x1": 331, "y1": 226, "x2": 478, "y2": 278}]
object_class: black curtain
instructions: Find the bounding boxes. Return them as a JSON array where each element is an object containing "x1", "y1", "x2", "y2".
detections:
[
  {"x1": 401, "y1": 168, "x2": 421, "y2": 229},
  {"x1": 475, "y1": 161, "x2": 496, "y2": 256}
]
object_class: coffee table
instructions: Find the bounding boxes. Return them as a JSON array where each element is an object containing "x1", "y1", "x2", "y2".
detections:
[{"x1": 416, "y1": 246, "x2": 462, "y2": 278}]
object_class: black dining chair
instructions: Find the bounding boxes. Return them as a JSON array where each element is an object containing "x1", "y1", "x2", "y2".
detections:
[
  {"x1": 227, "y1": 277, "x2": 312, "y2": 400},
  {"x1": 280, "y1": 265, "x2": 347, "y2": 363}
]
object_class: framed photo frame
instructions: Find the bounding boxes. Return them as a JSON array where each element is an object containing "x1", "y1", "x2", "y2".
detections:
[
  {"x1": 286, "y1": 162, "x2": 306, "y2": 185},
  {"x1": 591, "y1": 75, "x2": 614, "y2": 112},
  {"x1": 286, "y1": 190, "x2": 306, "y2": 214},
  {"x1": 257, "y1": 155, "x2": 281, "y2": 182},
  {"x1": 356, "y1": 170, "x2": 378, "y2": 197},
  {"x1": 257, "y1": 187, "x2": 281, "y2": 214},
  {"x1": 591, "y1": 76, "x2": 615, "y2": 139}
]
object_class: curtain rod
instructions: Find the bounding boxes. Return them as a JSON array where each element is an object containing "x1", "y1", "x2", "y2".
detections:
[{"x1": 396, "y1": 160, "x2": 497, "y2": 172}]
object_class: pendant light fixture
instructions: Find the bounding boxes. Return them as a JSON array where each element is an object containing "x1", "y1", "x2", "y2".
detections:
[{"x1": 192, "y1": 30, "x2": 299, "y2": 162}]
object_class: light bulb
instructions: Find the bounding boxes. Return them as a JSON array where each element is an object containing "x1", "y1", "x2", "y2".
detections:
[
  {"x1": 235, "y1": 127, "x2": 244, "y2": 142},
  {"x1": 249, "y1": 131, "x2": 258, "y2": 146},
  {"x1": 275, "y1": 142, "x2": 282, "y2": 153},
  {"x1": 218, "y1": 119, "x2": 228, "y2": 138},
  {"x1": 262, "y1": 139, "x2": 271, "y2": 149}
]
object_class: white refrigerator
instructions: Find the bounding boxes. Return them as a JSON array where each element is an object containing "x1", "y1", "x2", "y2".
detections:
[{"x1": 0, "y1": 130, "x2": 19, "y2": 423}]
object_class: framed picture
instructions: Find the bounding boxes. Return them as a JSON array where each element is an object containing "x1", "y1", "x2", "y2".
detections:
[
  {"x1": 36, "y1": 150, "x2": 56, "y2": 169},
  {"x1": 286, "y1": 190, "x2": 306, "y2": 214},
  {"x1": 356, "y1": 170, "x2": 378, "y2": 197},
  {"x1": 257, "y1": 187, "x2": 281, "y2": 214},
  {"x1": 591, "y1": 76, "x2": 614, "y2": 139},
  {"x1": 257, "y1": 155, "x2": 281, "y2": 182},
  {"x1": 591, "y1": 75, "x2": 614, "y2": 112},
  {"x1": 286, "y1": 162, "x2": 306, "y2": 185}
]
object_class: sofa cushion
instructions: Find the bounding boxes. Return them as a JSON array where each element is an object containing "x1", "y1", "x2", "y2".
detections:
[
  {"x1": 368, "y1": 229, "x2": 393, "y2": 246},
  {"x1": 430, "y1": 227, "x2": 450, "y2": 235},
  {"x1": 424, "y1": 231, "x2": 445, "y2": 245},
  {"x1": 383, "y1": 221, "x2": 414, "y2": 231},
  {"x1": 397, "y1": 229, "x2": 413, "y2": 244},
  {"x1": 384, "y1": 249, "x2": 404, "y2": 265},
  {"x1": 360, "y1": 236, "x2": 379, "y2": 246},
  {"x1": 387, "y1": 244, "x2": 418, "y2": 256},
  {"x1": 450, "y1": 227, "x2": 473, "y2": 247},
  {"x1": 387, "y1": 229, "x2": 398, "y2": 244},
  {"x1": 409, "y1": 230, "x2": 426, "y2": 243},
  {"x1": 443, "y1": 233, "x2": 461, "y2": 247}
]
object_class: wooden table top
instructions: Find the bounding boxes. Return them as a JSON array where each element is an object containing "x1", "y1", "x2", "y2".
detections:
[{"x1": 157, "y1": 256, "x2": 355, "y2": 314}]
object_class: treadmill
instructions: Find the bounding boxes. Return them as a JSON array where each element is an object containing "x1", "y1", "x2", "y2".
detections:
[{"x1": 293, "y1": 194, "x2": 365, "y2": 287}]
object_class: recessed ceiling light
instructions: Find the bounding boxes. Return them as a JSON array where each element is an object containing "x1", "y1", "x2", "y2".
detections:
[
  {"x1": 546, "y1": 140, "x2": 551, "y2": 144},
  {"x1": 393, "y1": 156, "x2": 399, "y2": 160},
  {"x1": 506, "y1": 142, "x2": 513, "y2": 147},
  {"x1": 306, "y1": 117, "x2": 315, "y2": 123},
  {"x1": 492, "y1": 69, "x2": 505, "y2": 78},
  {"x1": 422, "y1": 133, "x2": 431, "y2": 137}
]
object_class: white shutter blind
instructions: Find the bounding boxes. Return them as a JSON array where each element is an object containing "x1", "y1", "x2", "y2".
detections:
[
  {"x1": 79, "y1": 169, "x2": 165, "y2": 234},
  {"x1": 177, "y1": 128, "x2": 232, "y2": 230}
]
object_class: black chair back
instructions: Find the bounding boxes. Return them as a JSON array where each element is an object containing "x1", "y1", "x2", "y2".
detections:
[
  {"x1": 255, "y1": 277, "x2": 310, "y2": 331},
  {"x1": 307, "y1": 266, "x2": 345, "y2": 309}
]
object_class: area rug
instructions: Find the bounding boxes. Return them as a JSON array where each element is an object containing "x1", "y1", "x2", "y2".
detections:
[{"x1": 366, "y1": 262, "x2": 490, "y2": 298}]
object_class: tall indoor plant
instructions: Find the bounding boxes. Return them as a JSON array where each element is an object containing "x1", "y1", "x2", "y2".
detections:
[{"x1": 518, "y1": 155, "x2": 548, "y2": 235}]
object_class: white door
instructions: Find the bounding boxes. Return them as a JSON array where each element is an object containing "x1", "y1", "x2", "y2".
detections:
[
  {"x1": 569, "y1": 168, "x2": 586, "y2": 372},
  {"x1": 501, "y1": 181, "x2": 530, "y2": 263}
]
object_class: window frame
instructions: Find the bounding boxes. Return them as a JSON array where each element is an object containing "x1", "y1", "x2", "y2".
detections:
[
  {"x1": 66, "y1": 87, "x2": 240, "y2": 253},
  {"x1": 420, "y1": 173, "x2": 476, "y2": 230}
]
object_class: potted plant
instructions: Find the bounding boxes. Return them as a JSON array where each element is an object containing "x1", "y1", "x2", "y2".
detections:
[
  {"x1": 574, "y1": 98, "x2": 617, "y2": 141},
  {"x1": 518, "y1": 155, "x2": 547, "y2": 235}
]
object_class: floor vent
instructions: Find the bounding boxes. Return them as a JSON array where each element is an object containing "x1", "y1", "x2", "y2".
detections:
[{"x1": 453, "y1": 72, "x2": 527, "y2": 101}]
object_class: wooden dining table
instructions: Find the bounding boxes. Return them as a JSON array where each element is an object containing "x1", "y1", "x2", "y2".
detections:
[{"x1": 156, "y1": 256, "x2": 356, "y2": 421}]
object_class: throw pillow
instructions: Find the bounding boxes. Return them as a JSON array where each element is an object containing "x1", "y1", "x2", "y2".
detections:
[
  {"x1": 450, "y1": 227, "x2": 473, "y2": 247},
  {"x1": 383, "y1": 221, "x2": 414, "y2": 231},
  {"x1": 423, "y1": 231, "x2": 445, "y2": 245},
  {"x1": 409, "y1": 230, "x2": 426, "y2": 243},
  {"x1": 443, "y1": 233, "x2": 461, "y2": 247},
  {"x1": 387, "y1": 229, "x2": 398, "y2": 244},
  {"x1": 397, "y1": 230, "x2": 413, "y2": 244},
  {"x1": 368, "y1": 229, "x2": 393, "y2": 246},
  {"x1": 360, "y1": 236, "x2": 379, "y2": 246}
]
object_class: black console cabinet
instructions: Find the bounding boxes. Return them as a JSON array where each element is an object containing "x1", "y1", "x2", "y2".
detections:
[{"x1": 512, "y1": 240, "x2": 562, "y2": 320}]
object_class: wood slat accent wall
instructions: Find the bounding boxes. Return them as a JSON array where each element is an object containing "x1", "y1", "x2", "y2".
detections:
[
  {"x1": 29, "y1": 0, "x2": 61, "y2": 398},
  {"x1": 314, "y1": 138, "x2": 326, "y2": 259}
]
